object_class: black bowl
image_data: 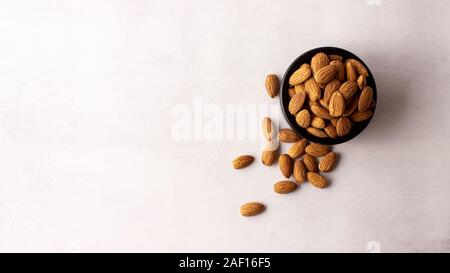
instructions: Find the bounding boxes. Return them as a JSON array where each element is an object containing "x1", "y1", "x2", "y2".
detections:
[{"x1": 280, "y1": 46, "x2": 377, "y2": 145}]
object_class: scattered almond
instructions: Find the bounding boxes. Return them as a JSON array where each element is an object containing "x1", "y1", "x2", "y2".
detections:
[
  {"x1": 302, "y1": 154, "x2": 318, "y2": 172},
  {"x1": 319, "y1": 152, "x2": 337, "y2": 172},
  {"x1": 240, "y1": 202, "x2": 265, "y2": 216},
  {"x1": 232, "y1": 155, "x2": 255, "y2": 169},
  {"x1": 261, "y1": 117, "x2": 274, "y2": 141},
  {"x1": 274, "y1": 180, "x2": 298, "y2": 194},
  {"x1": 305, "y1": 143, "x2": 330, "y2": 157},
  {"x1": 307, "y1": 172, "x2": 328, "y2": 188},
  {"x1": 279, "y1": 154, "x2": 293, "y2": 178},
  {"x1": 293, "y1": 159, "x2": 307, "y2": 183},
  {"x1": 265, "y1": 74, "x2": 279, "y2": 98},
  {"x1": 287, "y1": 139, "x2": 308, "y2": 159},
  {"x1": 279, "y1": 128, "x2": 301, "y2": 143}
]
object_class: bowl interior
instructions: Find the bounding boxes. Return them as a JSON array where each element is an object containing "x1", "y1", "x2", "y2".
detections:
[{"x1": 280, "y1": 46, "x2": 377, "y2": 145}]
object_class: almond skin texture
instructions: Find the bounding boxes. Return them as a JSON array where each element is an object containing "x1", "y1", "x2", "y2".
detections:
[
  {"x1": 314, "y1": 64, "x2": 336, "y2": 85},
  {"x1": 305, "y1": 77, "x2": 321, "y2": 101},
  {"x1": 287, "y1": 139, "x2": 308, "y2": 159},
  {"x1": 324, "y1": 124, "x2": 338, "y2": 139},
  {"x1": 343, "y1": 95, "x2": 359, "y2": 117},
  {"x1": 294, "y1": 83, "x2": 306, "y2": 94},
  {"x1": 305, "y1": 143, "x2": 330, "y2": 157},
  {"x1": 261, "y1": 117, "x2": 274, "y2": 141},
  {"x1": 288, "y1": 87, "x2": 296, "y2": 98},
  {"x1": 293, "y1": 159, "x2": 307, "y2": 184},
  {"x1": 310, "y1": 105, "x2": 332, "y2": 120},
  {"x1": 289, "y1": 64, "x2": 311, "y2": 85},
  {"x1": 336, "y1": 117, "x2": 352, "y2": 137},
  {"x1": 311, "y1": 116, "x2": 325, "y2": 129},
  {"x1": 339, "y1": 81, "x2": 358, "y2": 100},
  {"x1": 351, "y1": 110, "x2": 373, "y2": 122},
  {"x1": 331, "y1": 118, "x2": 339, "y2": 127},
  {"x1": 296, "y1": 109, "x2": 311, "y2": 128},
  {"x1": 265, "y1": 74, "x2": 279, "y2": 98},
  {"x1": 329, "y1": 91, "x2": 345, "y2": 117},
  {"x1": 279, "y1": 128, "x2": 301, "y2": 143},
  {"x1": 240, "y1": 202, "x2": 265, "y2": 217},
  {"x1": 358, "y1": 86, "x2": 373, "y2": 112},
  {"x1": 346, "y1": 62, "x2": 357, "y2": 81},
  {"x1": 232, "y1": 155, "x2": 254, "y2": 169},
  {"x1": 328, "y1": 54, "x2": 343, "y2": 61},
  {"x1": 347, "y1": 59, "x2": 369, "y2": 77},
  {"x1": 319, "y1": 99, "x2": 329, "y2": 110},
  {"x1": 357, "y1": 75, "x2": 367, "y2": 90},
  {"x1": 324, "y1": 79, "x2": 340, "y2": 103},
  {"x1": 261, "y1": 150, "x2": 277, "y2": 166},
  {"x1": 274, "y1": 180, "x2": 298, "y2": 194},
  {"x1": 319, "y1": 152, "x2": 337, "y2": 172},
  {"x1": 330, "y1": 60, "x2": 345, "y2": 82},
  {"x1": 307, "y1": 172, "x2": 328, "y2": 188},
  {"x1": 306, "y1": 127, "x2": 328, "y2": 138},
  {"x1": 279, "y1": 154, "x2": 293, "y2": 178},
  {"x1": 288, "y1": 91, "x2": 306, "y2": 115},
  {"x1": 303, "y1": 154, "x2": 318, "y2": 172},
  {"x1": 311, "y1": 52, "x2": 330, "y2": 75}
]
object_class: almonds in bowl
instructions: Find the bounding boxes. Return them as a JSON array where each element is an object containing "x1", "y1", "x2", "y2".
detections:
[{"x1": 280, "y1": 47, "x2": 377, "y2": 145}]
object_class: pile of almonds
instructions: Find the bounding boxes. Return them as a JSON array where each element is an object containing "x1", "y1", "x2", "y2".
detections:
[{"x1": 287, "y1": 52, "x2": 376, "y2": 139}]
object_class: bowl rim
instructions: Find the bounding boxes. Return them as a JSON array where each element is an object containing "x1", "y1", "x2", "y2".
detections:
[{"x1": 279, "y1": 46, "x2": 377, "y2": 145}]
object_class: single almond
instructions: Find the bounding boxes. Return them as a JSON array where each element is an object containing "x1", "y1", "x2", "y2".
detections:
[
  {"x1": 329, "y1": 91, "x2": 345, "y2": 117},
  {"x1": 336, "y1": 117, "x2": 351, "y2": 137},
  {"x1": 293, "y1": 159, "x2": 307, "y2": 184},
  {"x1": 314, "y1": 64, "x2": 336, "y2": 85},
  {"x1": 347, "y1": 59, "x2": 369, "y2": 77},
  {"x1": 279, "y1": 128, "x2": 301, "y2": 143},
  {"x1": 279, "y1": 154, "x2": 293, "y2": 178},
  {"x1": 289, "y1": 64, "x2": 311, "y2": 85},
  {"x1": 265, "y1": 74, "x2": 279, "y2": 98},
  {"x1": 232, "y1": 155, "x2": 255, "y2": 169},
  {"x1": 287, "y1": 139, "x2": 308, "y2": 159},
  {"x1": 339, "y1": 80, "x2": 358, "y2": 100},
  {"x1": 358, "y1": 86, "x2": 373, "y2": 112},
  {"x1": 319, "y1": 152, "x2": 337, "y2": 172},
  {"x1": 346, "y1": 62, "x2": 357, "y2": 81},
  {"x1": 307, "y1": 172, "x2": 328, "y2": 188},
  {"x1": 351, "y1": 110, "x2": 373, "y2": 122},
  {"x1": 343, "y1": 95, "x2": 359, "y2": 117},
  {"x1": 357, "y1": 75, "x2": 367, "y2": 90},
  {"x1": 240, "y1": 202, "x2": 265, "y2": 217},
  {"x1": 261, "y1": 144, "x2": 278, "y2": 166},
  {"x1": 296, "y1": 109, "x2": 311, "y2": 128},
  {"x1": 324, "y1": 79, "x2": 340, "y2": 104},
  {"x1": 303, "y1": 154, "x2": 318, "y2": 172},
  {"x1": 324, "y1": 124, "x2": 338, "y2": 139},
  {"x1": 328, "y1": 54, "x2": 343, "y2": 61},
  {"x1": 311, "y1": 116, "x2": 325, "y2": 129},
  {"x1": 310, "y1": 105, "x2": 332, "y2": 120},
  {"x1": 330, "y1": 60, "x2": 345, "y2": 82},
  {"x1": 311, "y1": 52, "x2": 330, "y2": 75},
  {"x1": 274, "y1": 180, "x2": 298, "y2": 194},
  {"x1": 306, "y1": 127, "x2": 328, "y2": 138},
  {"x1": 305, "y1": 143, "x2": 330, "y2": 157},
  {"x1": 288, "y1": 91, "x2": 306, "y2": 115},
  {"x1": 305, "y1": 77, "x2": 321, "y2": 101},
  {"x1": 261, "y1": 117, "x2": 274, "y2": 141}
]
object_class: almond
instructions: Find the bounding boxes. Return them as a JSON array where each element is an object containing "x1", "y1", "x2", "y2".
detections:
[
  {"x1": 293, "y1": 159, "x2": 307, "y2": 183},
  {"x1": 324, "y1": 79, "x2": 340, "y2": 103},
  {"x1": 311, "y1": 52, "x2": 330, "y2": 75},
  {"x1": 288, "y1": 91, "x2": 306, "y2": 115},
  {"x1": 311, "y1": 116, "x2": 325, "y2": 129},
  {"x1": 319, "y1": 98, "x2": 329, "y2": 110},
  {"x1": 261, "y1": 117, "x2": 274, "y2": 141},
  {"x1": 328, "y1": 54, "x2": 343, "y2": 61},
  {"x1": 346, "y1": 62, "x2": 357, "y2": 81},
  {"x1": 324, "y1": 124, "x2": 338, "y2": 139},
  {"x1": 319, "y1": 152, "x2": 337, "y2": 172},
  {"x1": 304, "y1": 77, "x2": 321, "y2": 101},
  {"x1": 358, "y1": 86, "x2": 373, "y2": 112},
  {"x1": 279, "y1": 128, "x2": 301, "y2": 143},
  {"x1": 336, "y1": 117, "x2": 351, "y2": 137},
  {"x1": 294, "y1": 83, "x2": 306, "y2": 94},
  {"x1": 307, "y1": 172, "x2": 328, "y2": 188},
  {"x1": 310, "y1": 105, "x2": 332, "y2": 120},
  {"x1": 339, "y1": 80, "x2": 358, "y2": 100},
  {"x1": 347, "y1": 59, "x2": 369, "y2": 77},
  {"x1": 329, "y1": 91, "x2": 345, "y2": 117},
  {"x1": 274, "y1": 180, "x2": 297, "y2": 194},
  {"x1": 289, "y1": 64, "x2": 311, "y2": 85},
  {"x1": 351, "y1": 110, "x2": 373, "y2": 122},
  {"x1": 357, "y1": 75, "x2": 366, "y2": 90},
  {"x1": 232, "y1": 155, "x2": 255, "y2": 169},
  {"x1": 314, "y1": 64, "x2": 336, "y2": 85},
  {"x1": 309, "y1": 100, "x2": 320, "y2": 108},
  {"x1": 303, "y1": 154, "x2": 318, "y2": 172},
  {"x1": 288, "y1": 87, "x2": 296, "y2": 98},
  {"x1": 331, "y1": 118, "x2": 339, "y2": 127},
  {"x1": 240, "y1": 202, "x2": 265, "y2": 217},
  {"x1": 305, "y1": 143, "x2": 330, "y2": 157},
  {"x1": 279, "y1": 154, "x2": 293, "y2": 178},
  {"x1": 306, "y1": 127, "x2": 328, "y2": 138},
  {"x1": 287, "y1": 139, "x2": 308, "y2": 159},
  {"x1": 343, "y1": 95, "x2": 359, "y2": 117},
  {"x1": 296, "y1": 109, "x2": 311, "y2": 128},
  {"x1": 265, "y1": 74, "x2": 279, "y2": 98},
  {"x1": 330, "y1": 60, "x2": 345, "y2": 82}
]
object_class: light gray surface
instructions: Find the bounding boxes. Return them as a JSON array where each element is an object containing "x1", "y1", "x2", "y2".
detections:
[{"x1": 1, "y1": 0, "x2": 450, "y2": 252}]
